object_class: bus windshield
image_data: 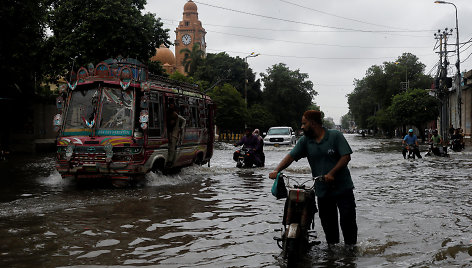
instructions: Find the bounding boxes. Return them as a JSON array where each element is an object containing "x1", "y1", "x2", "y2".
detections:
[
  {"x1": 63, "y1": 88, "x2": 99, "y2": 136},
  {"x1": 97, "y1": 87, "x2": 133, "y2": 136},
  {"x1": 62, "y1": 87, "x2": 134, "y2": 136}
]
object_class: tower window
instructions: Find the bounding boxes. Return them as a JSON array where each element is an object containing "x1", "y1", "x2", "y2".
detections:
[{"x1": 185, "y1": 21, "x2": 189, "y2": 26}]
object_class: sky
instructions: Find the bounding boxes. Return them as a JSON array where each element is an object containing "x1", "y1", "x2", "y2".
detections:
[{"x1": 145, "y1": 0, "x2": 472, "y2": 124}]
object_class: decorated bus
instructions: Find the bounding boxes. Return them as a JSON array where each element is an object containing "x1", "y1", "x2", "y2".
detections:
[{"x1": 53, "y1": 57, "x2": 215, "y2": 185}]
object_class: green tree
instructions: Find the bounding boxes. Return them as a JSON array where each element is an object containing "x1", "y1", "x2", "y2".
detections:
[
  {"x1": 247, "y1": 104, "x2": 276, "y2": 131},
  {"x1": 348, "y1": 53, "x2": 433, "y2": 131},
  {"x1": 261, "y1": 63, "x2": 317, "y2": 128},
  {"x1": 180, "y1": 43, "x2": 204, "y2": 76},
  {"x1": 147, "y1": 61, "x2": 168, "y2": 77},
  {"x1": 389, "y1": 88, "x2": 441, "y2": 139},
  {"x1": 47, "y1": 0, "x2": 170, "y2": 79},
  {"x1": 347, "y1": 79, "x2": 377, "y2": 129},
  {"x1": 0, "y1": 0, "x2": 49, "y2": 98},
  {"x1": 341, "y1": 113, "x2": 353, "y2": 130},
  {"x1": 0, "y1": 0, "x2": 50, "y2": 149},
  {"x1": 193, "y1": 52, "x2": 262, "y2": 106},
  {"x1": 366, "y1": 108, "x2": 396, "y2": 136},
  {"x1": 169, "y1": 71, "x2": 195, "y2": 84},
  {"x1": 207, "y1": 83, "x2": 248, "y2": 131}
]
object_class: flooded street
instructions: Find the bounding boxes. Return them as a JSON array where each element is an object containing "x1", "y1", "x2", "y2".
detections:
[{"x1": 1, "y1": 134, "x2": 471, "y2": 267}]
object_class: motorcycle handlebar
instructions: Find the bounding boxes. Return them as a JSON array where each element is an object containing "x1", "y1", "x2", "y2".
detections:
[
  {"x1": 313, "y1": 175, "x2": 324, "y2": 183},
  {"x1": 278, "y1": 173, "x2": 325, "y2": 189}
]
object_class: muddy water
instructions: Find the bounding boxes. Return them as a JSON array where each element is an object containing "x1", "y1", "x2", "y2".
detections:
[{"x1": 0, "y1": 134, "x2": 471, "y2": 267}]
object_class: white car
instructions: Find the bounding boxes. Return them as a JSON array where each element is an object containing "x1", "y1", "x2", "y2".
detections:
[{"x1": 263, "y1": 127, "x2": 296, "y2": 146}]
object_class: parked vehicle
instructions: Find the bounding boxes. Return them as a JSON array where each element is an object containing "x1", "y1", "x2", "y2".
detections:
[
  {"x1": 54, "y1": 57, "x2": 215, "y2": 186},
  {"x1": 263, "y1": 127, "x2": 296, "y2": 146},
  {"x1": 273, "y1": 173, "x2": 321, "y2": 266}
]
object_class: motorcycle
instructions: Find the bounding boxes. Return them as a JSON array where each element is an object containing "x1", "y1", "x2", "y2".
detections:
[
  {"x1": 426, "y1": 143, "x2": 448, "y2": 157},
  {"x1": 450, "y1": 138, "x2": 463, "y2": 152},
  {"x1": 233, "y1": 146, "x2": 256, "y2": 168},
  {"x1": 403, "y1": 144, "x2": 419, "y2": 159},
  {"x1": 273, "y1": 173, "x2": 322, "y2": 266}
]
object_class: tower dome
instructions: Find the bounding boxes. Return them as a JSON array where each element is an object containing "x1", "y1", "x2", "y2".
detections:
[
  {"x1": 150, "y1": 44, "x2": 175, "y2": 65},
  {"x1": 184, "y1": 0, "x2": 197, "y2": 12}
]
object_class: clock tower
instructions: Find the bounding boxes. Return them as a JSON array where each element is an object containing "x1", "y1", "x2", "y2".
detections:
[{"x1": 175, "y1": 0, "x2": 206, "y2": 74}]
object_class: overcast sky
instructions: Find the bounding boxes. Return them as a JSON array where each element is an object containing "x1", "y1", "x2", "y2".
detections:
[{"x1": 145, "y1": 0, "x2": 472, "y2": 124}]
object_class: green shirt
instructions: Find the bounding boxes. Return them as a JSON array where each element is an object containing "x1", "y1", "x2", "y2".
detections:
[
  {"x1": 431, "y1": 134, "x2": 441, "y2": 145},
  {"x1": 289, "y1": 128, "x2": 354, "y2": 198}
]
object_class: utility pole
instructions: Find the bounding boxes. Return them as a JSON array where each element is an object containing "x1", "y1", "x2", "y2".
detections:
[
  {"x1": 435, "y1": 0, "x2": 461, "y2": 128},
  {"x1": 434, "y1": 29, "x2": 452, "y2": 140}
]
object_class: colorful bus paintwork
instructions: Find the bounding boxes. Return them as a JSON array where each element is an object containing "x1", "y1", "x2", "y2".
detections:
[{"x1": 54, "y1": 57, "x2": 214, "y2": 184}]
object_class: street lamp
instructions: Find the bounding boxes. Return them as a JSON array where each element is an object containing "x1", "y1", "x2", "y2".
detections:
[
  {"x1": 244, "y1": 52, "x2": 259, "y2": 108},
  {"x1": 435, "y1": 0, "x2": 461, "y2": 128},
  {"x1": 394, "y1": 61, "x2": 408, "y2": 90}
]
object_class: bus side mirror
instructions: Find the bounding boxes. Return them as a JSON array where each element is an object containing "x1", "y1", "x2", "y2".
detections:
[
  {"x1": 56, "y1": 96, "x2": 64, "y2": 111},
  {"x1": 53, "y1": 114, "x2": 62, "y2": 132},
  {"x1": 139, "y1": 110, "x2": 148, "y2": 130}
]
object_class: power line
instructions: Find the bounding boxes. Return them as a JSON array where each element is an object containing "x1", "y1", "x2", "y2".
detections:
[
  {"x1": 461, "y1": 51, "x2": 472, "y2": 64},
  {"x1": 193, "y1": 1, "x2": 435, "y2": 33},
  {"x1": 278, "y1": 0, "x2": 409, "y2": 31},
  {"x1": 427, "y1": 62, "x2": 439, "y2": 76},
  {"x1": 205, "y1": 48, "x2": 432, "y2": 61},
  {"x1": 160, "y1": 18, "x2": 432, "y2": 38},
  {"x1": 210, "y1": 30, "x2": 431, "y2": 49}
]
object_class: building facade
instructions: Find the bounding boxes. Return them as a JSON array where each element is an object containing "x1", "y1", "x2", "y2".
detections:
[
  {"x1": 174, "y1": 0, "x2": 206, "y2": 74},
  {"x1": 151, "y1": 1, "x2": 206, "y2": 75}
]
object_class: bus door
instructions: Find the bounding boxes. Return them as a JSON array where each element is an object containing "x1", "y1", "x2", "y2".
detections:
[{"x1": 148, "y1": 92, "x2": 165, "y2": 146}]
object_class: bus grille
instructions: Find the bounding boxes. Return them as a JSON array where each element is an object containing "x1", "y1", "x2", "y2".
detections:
[{"x1": 71, "y1": 153, "x2": 107, "y2": 164}]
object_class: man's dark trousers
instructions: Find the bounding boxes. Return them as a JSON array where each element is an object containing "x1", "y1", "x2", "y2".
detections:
[{"x1": 317, "y1": 189, "x2": 357, "y2": 245}]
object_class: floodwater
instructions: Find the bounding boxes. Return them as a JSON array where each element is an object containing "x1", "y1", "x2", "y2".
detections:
[{"x1": 0, "y1": 134, "x2": 471, "y2": 267}]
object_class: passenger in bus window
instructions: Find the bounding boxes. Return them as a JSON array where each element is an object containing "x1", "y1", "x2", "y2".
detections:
[{"x1": 166, "y1": 102, "x2": 186, "y2": 167}]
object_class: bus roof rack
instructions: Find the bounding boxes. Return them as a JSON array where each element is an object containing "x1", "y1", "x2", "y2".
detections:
[{"x1": 148, "y1": 73, "x2": 200, "y2": 92}]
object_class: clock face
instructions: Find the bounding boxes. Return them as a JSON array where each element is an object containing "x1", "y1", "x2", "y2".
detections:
[{"x1": 182, "y1": 34, "x2": 191, "y2": 45}]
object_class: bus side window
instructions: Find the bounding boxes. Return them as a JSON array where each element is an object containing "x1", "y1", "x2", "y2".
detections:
[
  {"x1": 191, "y1": 106, "x2": 198, "y2": 127},
  {"x1": 149, "y1": 95, "x2": 164, "y2": 137}
]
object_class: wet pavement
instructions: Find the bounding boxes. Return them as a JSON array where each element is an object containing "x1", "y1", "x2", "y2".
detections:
[{"x1": 0, "y1": 134, "x2": 471, "y2": 267}]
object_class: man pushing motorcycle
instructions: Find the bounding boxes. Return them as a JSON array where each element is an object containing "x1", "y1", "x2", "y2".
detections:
[{"x1": 269, "y1": 110, "x2": 358, "y2": 248}]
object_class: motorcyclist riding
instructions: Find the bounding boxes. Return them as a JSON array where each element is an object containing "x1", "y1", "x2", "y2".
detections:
[
  {"x1": 252, "y1": 129, "x2": 265, "y2": 167},
  {"x1": 451, "y1": 128, "x2": 465, "y2": 151},
  {"x1": 402, "y1": 129, "x2": 422, "y2": 159},
  {"x1": 428, "y1": 129, "x2": 446, "y2": 156},
  {"x1": 233, "y1": 127, "x2": 263, "y2": 167}
]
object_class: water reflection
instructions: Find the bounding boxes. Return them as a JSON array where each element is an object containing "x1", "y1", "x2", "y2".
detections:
[{"x1": 0, "y1": 135, "x2": 471, "y2": 267}]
